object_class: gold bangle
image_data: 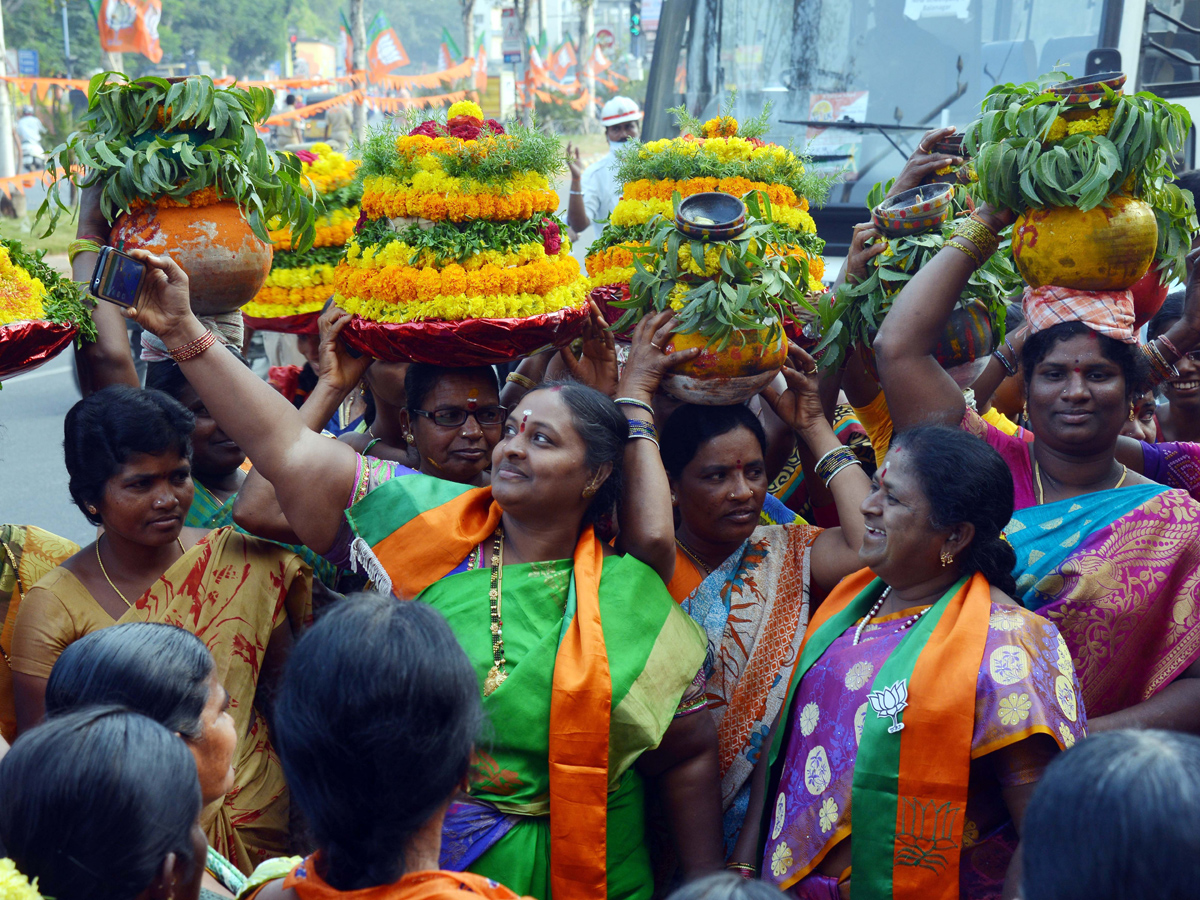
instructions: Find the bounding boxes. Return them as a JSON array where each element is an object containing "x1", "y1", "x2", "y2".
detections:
[
  {"x1": 951, "y1": 217, "x2": 999, "y2": 259},
  {"x1": 945, "y1": 238, "x2": 982, "y2": 267},
  {"x1": 505, "y1": 371, "x2": 538, "y2": 390}
]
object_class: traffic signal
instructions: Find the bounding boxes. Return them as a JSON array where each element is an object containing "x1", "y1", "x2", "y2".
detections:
[
  {"x1": 290, "y1": 34, "x2": 299, "y2": 68},
  {"x1": 630, "y1": 0, "x2": 641, "y2": 36}
]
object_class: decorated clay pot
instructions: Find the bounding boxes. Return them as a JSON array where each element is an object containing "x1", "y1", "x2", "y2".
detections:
[
  {"x1": 864, "y1": 298, "x2": 995, "y2": 383},
  {"x1": 111, "y1": 201, "x2": 273, "y2": 316},
  {"x1": 661, "y1": 326, "x2": 788, "y2": 405},
  {"x1": 872, "y1": 183, "x2": 955, "y2": 236},
  {"x1": 1012, "y1": 195, "x2": 1157, "y2": 291},
  {"x1": 1130, "y1": 265, "x2": 1171, "y2": 328}
]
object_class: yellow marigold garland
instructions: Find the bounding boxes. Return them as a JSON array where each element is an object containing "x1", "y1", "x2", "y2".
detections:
[
  {"x1": 587, "y1": 265, "x2": 636, "y2": 289},
  {"x1": 623, "y1": 177, "x2": 804, "y2": 208},
  {"x1": 447, "y1": 100, "x2": 484, "y2": 120},
  {"x1": 0, "y1": 858, "x2": 42, "y2": 900},
  {"x1": 242, "y1": 262, "x2": 337, "y2": 319},
  {"x1": 302, "y1": 142, "x2": 360, "y2": 194},
  {"x1": 271, "y1": 207, "x2": 359, "y2": 249},
  {"x1": 0, "y1": 245, "x2": 47, "y2": 326},
  {"x1": 337, "y1": 278, "x2": 587, "y2": 324},
  {"x1": 584, "y1": 242, "x2": 648, "y2": 277},
  {"x1": 361, "y1": 174, "x2": 557, "y2": 223},
  {"x1": 346, "y1": 240, "x2": 557, "y2": 273},
  {"x1": 335, "y1": 252, "x2": 580, "y2": 304}
]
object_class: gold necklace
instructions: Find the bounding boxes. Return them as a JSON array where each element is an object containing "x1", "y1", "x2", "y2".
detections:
[
  {"x1": 675, "y1": 536, "x2": 712, "y2": 575},
  {"x1": 96, "y1": 536, "x2": 187, "y2": 608},
  {"x1": 1034, "y1": 459, "x2": 1127, "y2": 505},
  {"x1": 483, "y1": 528, "x2": 508, "y2": 697}
]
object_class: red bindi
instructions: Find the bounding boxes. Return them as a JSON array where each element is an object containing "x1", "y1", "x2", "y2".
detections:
[
  {"x1": 519, "y1": 409, "x2": 531, "y2": 433},
  {"x1": 467, "y1": 389, "x2": 479, "y2": 412}
]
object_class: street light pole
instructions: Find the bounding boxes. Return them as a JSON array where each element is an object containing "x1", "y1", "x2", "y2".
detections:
[
  {"x1": 350, "y1": 0, "x2": 366, "y2": 144},
  {"x1": 62, "y1": 0, "x2": 72, "y2": 79},
  {"x1": 0, "y1": 0, "x2": 15, "y2": 179}
]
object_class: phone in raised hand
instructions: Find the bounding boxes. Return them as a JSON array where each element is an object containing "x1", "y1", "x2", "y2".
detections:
[{"x1": 89, "y1": 246, "x2": 147, "y2": 308}]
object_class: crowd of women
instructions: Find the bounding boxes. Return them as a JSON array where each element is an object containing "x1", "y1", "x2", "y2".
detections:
[{"x1": 3, "y1": 130, "x2": 1200, "y2": 900}]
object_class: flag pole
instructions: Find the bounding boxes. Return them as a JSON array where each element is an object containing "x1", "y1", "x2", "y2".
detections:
[
  {"x1": 351, "y1": 0, "x2": 366, "y2": 144},
  {"x1": 0, "y1": 0, "x2": 14, "y2": 179}
]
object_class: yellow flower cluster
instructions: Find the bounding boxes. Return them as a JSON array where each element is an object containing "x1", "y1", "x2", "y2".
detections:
[
  {"x1": 702, "y1": 116, "x2": 739, "y2": 138},
  {"x1": 1045, "y1": 106, "x2": 1116, "y2": 142},
  {"x1": 346, "y1": 240, "x2": 556, "y2": 273},
  {"x1": 336, "y1": 278, "x2": 588, "y2": 324},
  {"x1": 302, "y1": 143, "x2": 359, "y2": 194},
  {"x1": 668, "y1": 282, "x2": 690, "y2": 311},
  {"x1": 336, "y1": 253, "x2": 581, "y2": 303},
  {"x1": 0, "y1": 858, "x2": 43, "y2": 900},
  {"x1": 769, "y1": 205, "x2": 818, "y2": 234},
  {"x1": 132, "y1": 184, "x2": 223, "y2": 211},
  {"x1": 584, "y1": 242, "x2": 648, "y2": 277},
  {"x1": 609, "y1": 197, "x2": 678, "y2": 228},
  {"x1": 395, "y1": 133, "x2": 518, "y2": 163},
  {"x1": 637, "y1": 136, "x2": 797, "y2": 167},
  {"x1": 677, "y1": 242, "x2": 723, "y2": 277},
  {"x1": 587, "y1": 265, "x2": 636, "y2": 289},
  {"x1": 361, "y1": 176, "x2": 558, "y2": 222},
  {"x1": 624, "y1": 177, "x2": 804, "y2": 208},
  {"x1": 447, "y1": 100, "x2": 484, "y2": 120},
  {"x1": 0, "y1": 245, "x2": 46, "y2": 327},
  {"x1": 271, "y1": 206, "x2": 360, "y2": 250},
  {"x1": 244, "y1": 261, "x2": 337, "y2": 318}
]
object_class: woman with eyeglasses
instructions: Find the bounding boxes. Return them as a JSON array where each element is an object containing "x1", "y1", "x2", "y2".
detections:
[
  {"x1": 122, "y1": 250, "x2": 724, "y2": 900},
  {"x1": 234, "y1": 310, "x2": 503, "y2": 547},
  {"x1": 1148, "y1": 294, "x2": 1200, "y2": 443}
]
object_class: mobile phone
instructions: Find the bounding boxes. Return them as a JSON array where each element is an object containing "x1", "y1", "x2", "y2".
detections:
[{"x1": 89, "y1": 246, "x2": 147, "y2": 308}]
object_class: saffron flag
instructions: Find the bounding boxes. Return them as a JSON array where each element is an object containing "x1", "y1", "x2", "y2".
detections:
[
  {"x1": 338, "y1": 10, "x2": 353, "y2": 76},
  {"x1": 437, "y1": 43, "x2": 455, "y2": 72},
  {"x1": 549, "y1": 38, "x2": 578, "y2": 81},
  {"x1": 367, "y1": 12, "x2": 409, "y2": 81},
  {"x1": 441, "y1": 27, "x2": 462, "y2": 63},
  {"x1": 474, "y1": 38, "x2": 488, "y2": 91},
  {"x1": 89, "y1": 0, "x2": 163, "y2": 63}
]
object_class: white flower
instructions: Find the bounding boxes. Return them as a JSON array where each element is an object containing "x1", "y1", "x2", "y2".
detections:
[
  {"x1": 800, "y1": 702, "x2": 820, "y2": 736},
  {"x1": 818, "y1": 796, "x2": 839, "y2": 833},
  {"x1": 867, "y1": 679, "x2": 909, "y2": 733}
]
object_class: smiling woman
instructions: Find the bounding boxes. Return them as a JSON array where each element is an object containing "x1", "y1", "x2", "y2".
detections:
[{"x1": 7, "y1": 385, "x2": 313, "y2": 875}]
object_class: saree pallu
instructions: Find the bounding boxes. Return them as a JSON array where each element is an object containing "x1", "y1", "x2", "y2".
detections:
[
  {"x1": 1004, "y1": 483, "x2": 1200, "y2": 717},
  {"x1": 186, "y1": 480, "x2": 339, "y2": 586},
  {"x1": 680, "y1": 522, "x2": 821, "y2": 851},
  {"x1": 10, "y1": 526, "x2": 312, "y2": 873},
  {"x1": 0, "y1": 524, "x2": 79, "y2": 742},
  {"x1": 344, "y1": 468, "x2": 707, "y2": 900}
]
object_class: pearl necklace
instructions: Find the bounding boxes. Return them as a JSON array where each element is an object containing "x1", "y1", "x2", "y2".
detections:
[{"x1": 851, "y1": 587, "x2": 932, "y2": 645}]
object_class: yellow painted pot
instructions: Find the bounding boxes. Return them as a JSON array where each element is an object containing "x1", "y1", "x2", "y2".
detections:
[
  {"x1": 1012, "y1": 195, "x2": 1157, "y2": 291},
  {"x1": 662, "y1": 326, "x2": 788, "y2": 405}
]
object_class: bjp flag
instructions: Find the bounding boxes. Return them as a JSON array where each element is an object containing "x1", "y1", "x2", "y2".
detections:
[
  {"x1": 91, "y1": 0, "x2": 163, "y2": 63},
  {"x1": 366, "y1": 12, "x2": 409, "y2": 81}
]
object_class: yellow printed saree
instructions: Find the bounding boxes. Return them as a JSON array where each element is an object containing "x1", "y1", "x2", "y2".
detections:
[{"x1": 10, "y1": 526, "x2": 312, "y2": 873}]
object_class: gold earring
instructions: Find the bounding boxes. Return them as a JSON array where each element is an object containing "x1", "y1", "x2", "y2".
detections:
[
  {"x1": 940, "y1": 549, "x2": 954, "y2": 567},
  {"x1": 671, "y1": 493, "x2": 677, "y2": 503},
  {"x1": 405, "y1": 433, "x2": 414, "y2": 444},
  {"x1": 582, "y1": 486, "x2": 597, "y2": 499},
  {"x1": 1128, "y1": 406, "x2": 1137, "y2": 421}
]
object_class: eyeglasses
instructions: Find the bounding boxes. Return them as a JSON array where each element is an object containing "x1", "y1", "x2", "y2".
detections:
[
  {"x1": 410, "y1": 406, "x2": 507, "y2": 428},
  {"x1": 1185, "y1": 351, "x2": 1200, "y2": 364}
]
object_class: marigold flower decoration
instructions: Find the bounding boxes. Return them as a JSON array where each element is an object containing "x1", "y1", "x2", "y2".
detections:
[
  {"x1": 243, "y1": 142, "x2": 363, "y2": 323},
  {"x1": 0, "y1": 237, "x2": 96, "y2": 347},
  {"x1": 334, "y1": 106, "x2": 586, "y2": 325},
  {"x1": 0, "y1": 857, "x2": 43, "y2": 900},
  {"x1": 587, "y1": 99, "x2": 829, "y2": 310}
]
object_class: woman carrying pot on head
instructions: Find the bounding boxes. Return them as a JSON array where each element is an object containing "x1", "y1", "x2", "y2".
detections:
[
  {"x1": 873, "y1": 202, "x2": 1200, "y2": 733},
  {"x1": 612, "y1": 313, "x2": 870, "y2": 853},
  {"x1": 121, "y1": 250, "x2": 724, "y2": 900},
  {"x1": 233, "y1": 309, "x2": 501, "y2": 551},
  {"x1": 730, "y1": 426, "x2": 1085, "y2": 899},
  {"x1": 0, "y1": 707, "x2": 208, "y2": 900},
  {"x1": 9, "y1": 385, "x2": 311, "y2": 872},
  {"x1": 45, "y1": 623, "x2": 245, "y2": 897}
]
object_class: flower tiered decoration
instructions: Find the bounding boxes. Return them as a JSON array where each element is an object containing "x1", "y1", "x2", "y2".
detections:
[
  {"x1": 242, "y1": 143, "x2": 362, "y2": 332},
  {"x1": 0, "y1": 238, "x2": 97, "y2": 383},
  {"x1": 335, "y1": 101, "x2": 589, "y2": 364},
  {"x1": 611, "y1": 190, "x2": 818, "y2": 405},
  {"x1": 586, "y1": 100, "x2": 831, "y2": 333},
  {"x1": 965, "y1": 71, "x2": 1195, "y2": 325}
]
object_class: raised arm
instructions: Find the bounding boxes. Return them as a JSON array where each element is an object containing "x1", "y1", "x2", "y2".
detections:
[
  {"x1": 762, "y1": 345, "x2": 870, "y2": 594},
  {"x1": 125, "y1": 251, "x2": 358, "y2": 553},
  {"x1": 614, "y1": 312, "x2": 701, "y2": 583},
  {"x1": 873, "y1": 203, "x2": 1013, "y2": 433}
]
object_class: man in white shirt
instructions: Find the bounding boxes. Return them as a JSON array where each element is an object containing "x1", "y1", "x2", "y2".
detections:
[
  {"x1": 566, "y1": 96, "x2": 642, "y2": 238},
  {"x1": 15, "y1": 106, "x2": 45, "y2": 147}
]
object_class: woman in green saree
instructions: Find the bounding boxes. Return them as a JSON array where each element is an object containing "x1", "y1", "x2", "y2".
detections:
[{"x1": 122, "y1": 250, "x2": 725, "y2": 900}]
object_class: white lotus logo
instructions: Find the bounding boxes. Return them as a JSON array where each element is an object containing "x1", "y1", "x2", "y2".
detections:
[{"x1": 867, "y1": 679, "x2": 909, "y2": 733}]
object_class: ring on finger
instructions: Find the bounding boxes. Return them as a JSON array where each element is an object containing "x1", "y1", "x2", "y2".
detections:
[
  {"x1": 650, "y1": 341, "x2": 663, "y2": 351},
  {"x1": 805, "y1": 366, "x2": 818, "y2": 375}
]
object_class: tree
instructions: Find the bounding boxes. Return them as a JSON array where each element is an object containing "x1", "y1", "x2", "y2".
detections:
[{"x1": 4, "y1": 0, "x2": 102, "y2": 76}]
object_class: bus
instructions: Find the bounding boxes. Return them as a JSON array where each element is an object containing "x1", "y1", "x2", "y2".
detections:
[{"x1": 642, "y1": 0, "x2": 1200, "y2": 256}]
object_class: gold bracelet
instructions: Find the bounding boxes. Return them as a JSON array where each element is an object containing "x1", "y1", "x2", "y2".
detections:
[
  {"x1": 505, "y1": 371, "x2": 538, "y2": 390},
  {"x1": 945, "y1": 238, "x2": 982, "y2": 267},
  {"x1": 168, "y1": 330, "x2": 217, "y2": 362},
  {"x1": 952, "y1": 217, "x2": 999, "y2": 260},
  {"x1": 67, "y1": 238, "x2": 103, "y2": 266}
]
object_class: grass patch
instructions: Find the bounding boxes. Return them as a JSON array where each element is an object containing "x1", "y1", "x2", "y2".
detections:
[{"x1": 0, "y1": 210, "x2": 78, "y2": 258}]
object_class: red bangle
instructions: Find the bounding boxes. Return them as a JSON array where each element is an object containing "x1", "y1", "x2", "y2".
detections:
[
  {"x1": 168, "y1": 330, "x2": 217, "y2": 362},
  {"x1": 1157, "y1": 334, "x2": 1182, "y2": 363}
]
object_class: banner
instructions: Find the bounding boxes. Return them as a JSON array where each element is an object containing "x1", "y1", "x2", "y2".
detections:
[
  {"x1": 367, "y1": 12, "x2": 409, "y2": 81},
  {"x1": 264, "y1": 88, "x2": 476, "y2": 124},
  {"x1": 474, "y1": 38, "x2": 488, "y2": 91},
  {"x1": 89, "y1": 0, "x2": 163, "y2": 63},
  {"x1": 373, "y1": 57, "x2": 475, "y2": 91}
]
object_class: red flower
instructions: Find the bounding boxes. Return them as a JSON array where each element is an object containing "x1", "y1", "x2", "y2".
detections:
[
  {"x1": 294, "y1": 148, "x2": 319, "y2": 163},
  {"x1": 484, "y1": 119, "x2": 506, "y2": 135},
  {"x1": 408, "y1": 120, "x2": 441, "y2": 137},
  {"x1": 540, "y1": 218, "x2": 562, "y2": 255},
  {"x1": 446, "y1": 115, "x2": 484, "y2": 140},
  {"x1": 355, "y1": 209, "x2": 368, "y2": 233}
]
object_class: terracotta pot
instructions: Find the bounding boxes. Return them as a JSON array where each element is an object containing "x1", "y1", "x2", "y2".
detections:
[
  {"x1": 1130, "y1": 266, "x2": 1171, "y2": 328},
  {"x1": 863, "y1": 298, "x2": 995, "y2": 383},
  {"x1": 1012, "y1": 195, "x2": 1157, "y2": 291},
  {"x1": 111, "y1": 201, "x2": 273, "y2": 316},
  {"x1": 661, "y1": 326, "x2": 788, "y2": 405}
]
